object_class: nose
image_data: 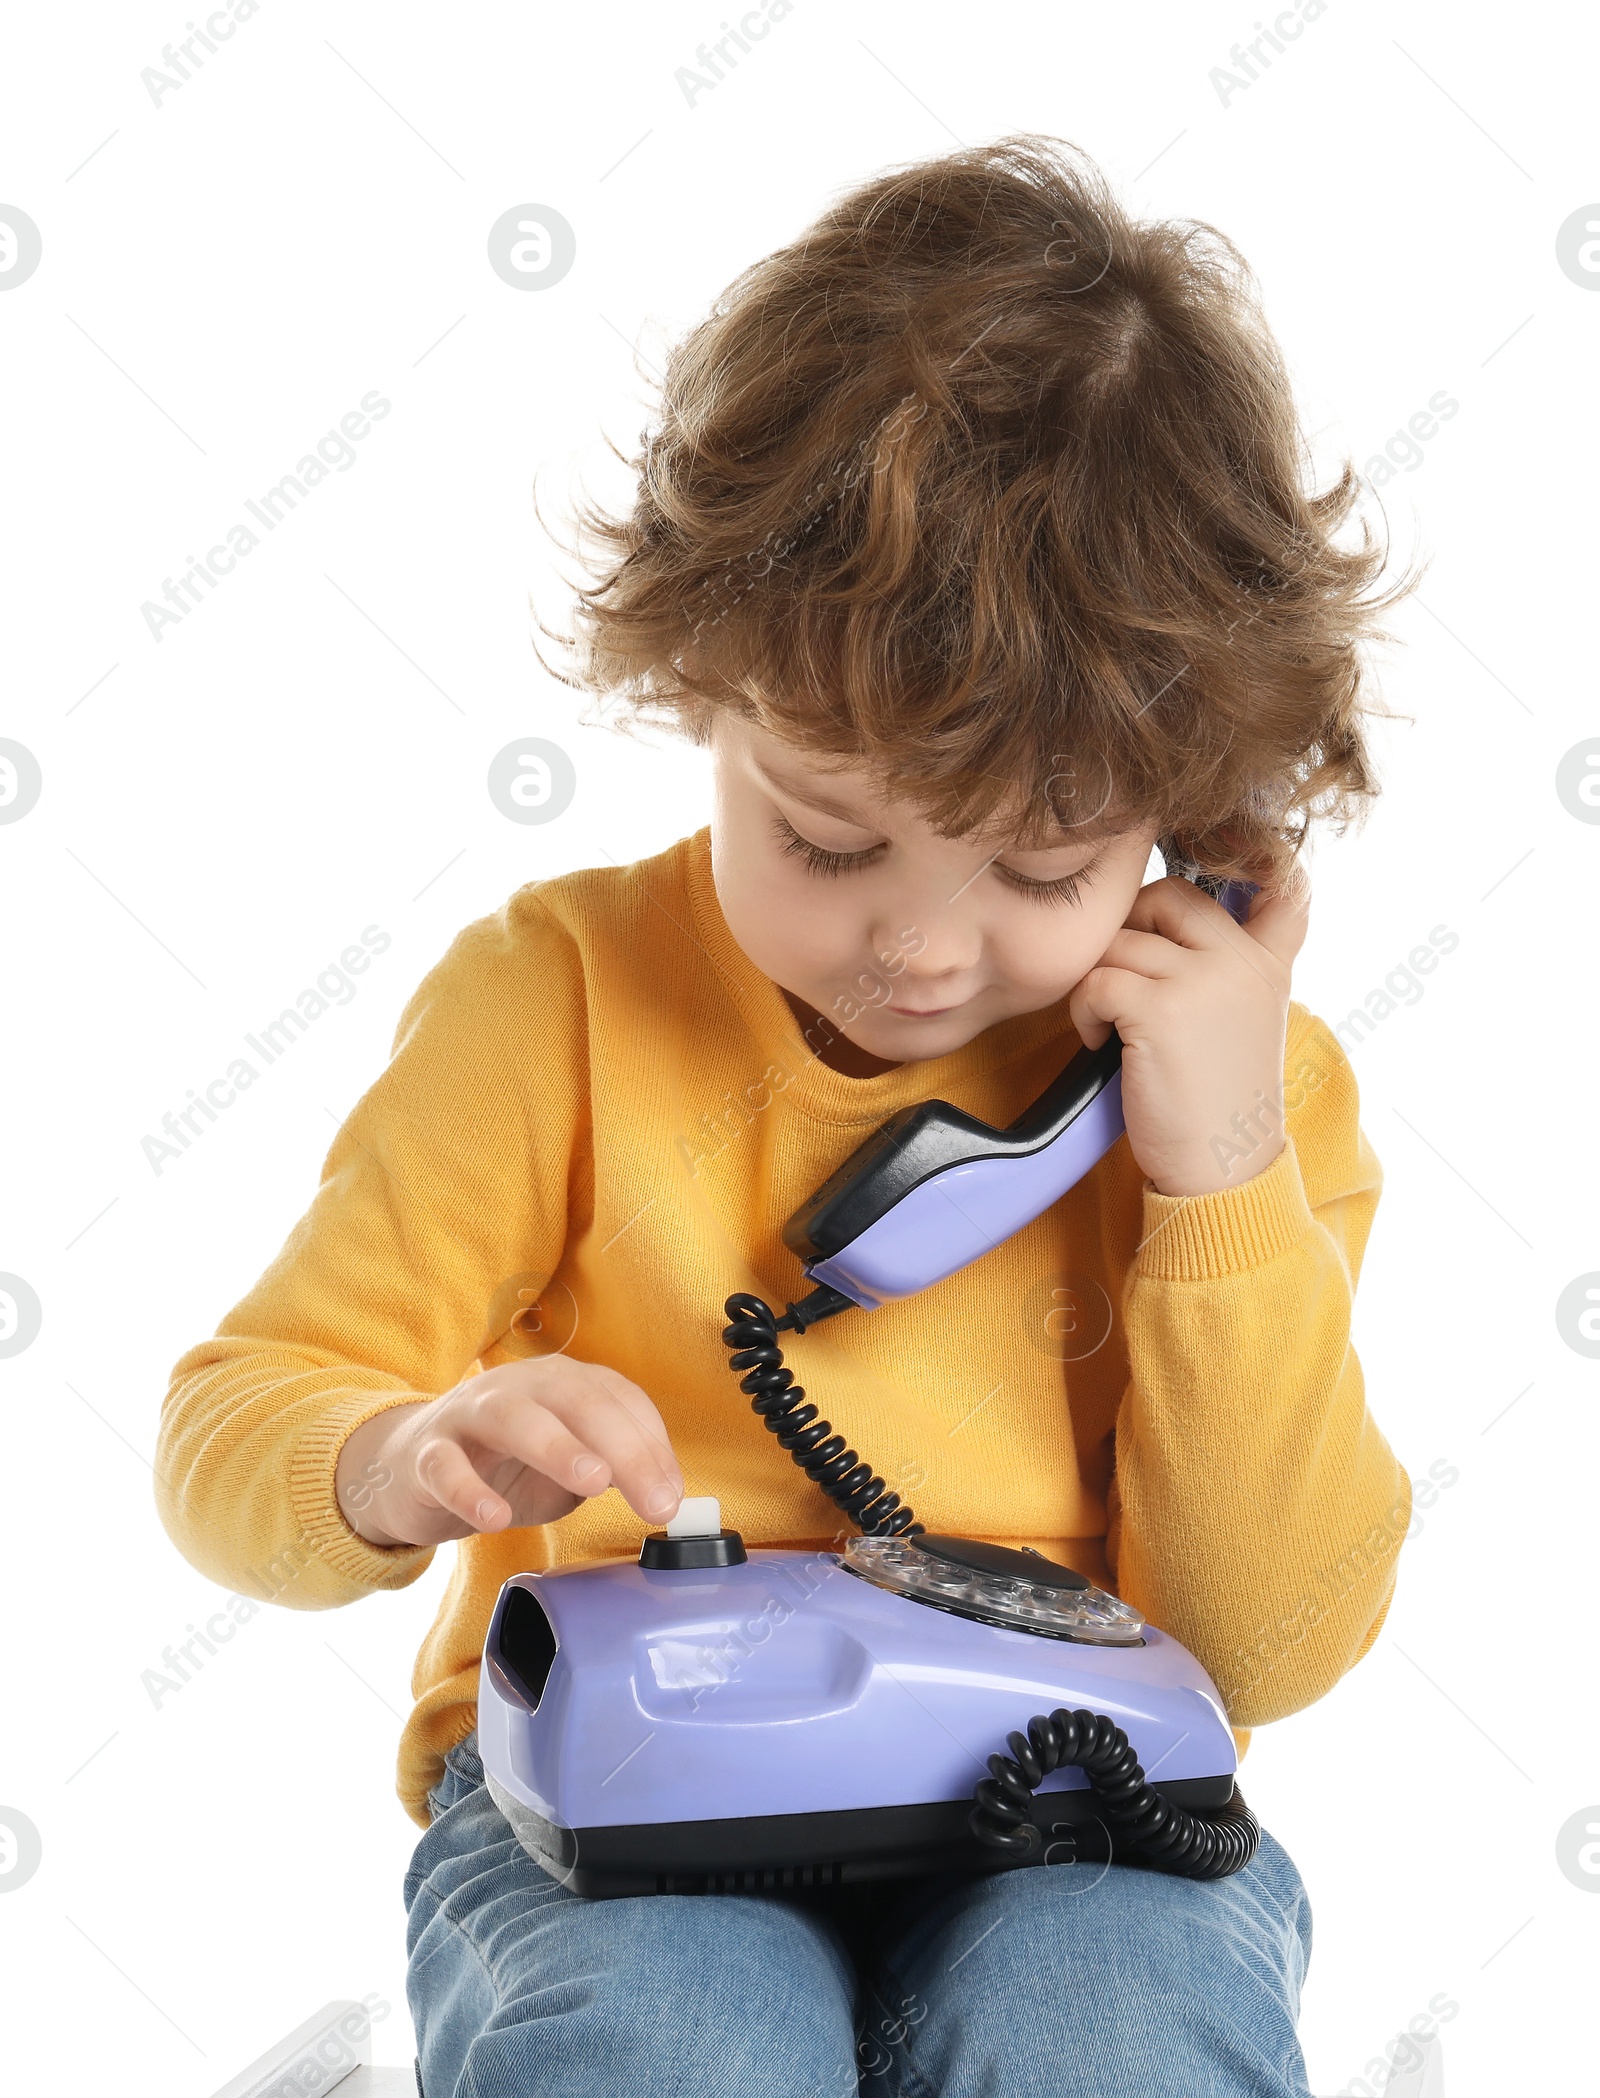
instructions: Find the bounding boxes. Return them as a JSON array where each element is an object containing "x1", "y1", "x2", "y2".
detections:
[{"x1": 870, "y1": 890, "x2": 983, "y2": 988}]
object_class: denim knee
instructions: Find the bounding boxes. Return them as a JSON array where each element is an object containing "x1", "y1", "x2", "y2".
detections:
[
  {"x1": 861, "y1": 1835, "x2": 1314, "y2": 2098},
  {"x1": 404, "y1": 1731, "x2": 863, "y2": 2098}
]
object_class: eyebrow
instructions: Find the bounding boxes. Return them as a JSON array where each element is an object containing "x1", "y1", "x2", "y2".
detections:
[{"x1": 754, "y1": 759, "x2": 876, "y2": 828}]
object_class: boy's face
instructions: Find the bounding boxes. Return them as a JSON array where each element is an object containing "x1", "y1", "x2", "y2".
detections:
[{"x1": 709, "y1": 716, "x2": 1159, "y2": 1066}]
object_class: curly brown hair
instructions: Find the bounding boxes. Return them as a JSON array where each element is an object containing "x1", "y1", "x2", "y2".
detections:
[{"x1": 546, "y1": 133, "x2": 1417, "y2": 887}]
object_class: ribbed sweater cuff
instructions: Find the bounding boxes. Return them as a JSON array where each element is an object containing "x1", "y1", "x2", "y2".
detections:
[
  {"x1": 1135, "y1": 1136, "x2": 1315, "y2": 1281},
  {"x1": 286, "y1": 1390, "x2": 437, "y2": 1593}
]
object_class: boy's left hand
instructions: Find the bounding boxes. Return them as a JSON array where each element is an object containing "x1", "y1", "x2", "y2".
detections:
[{"x1": 1066, "y1": 870, "x2": 1311, "y2": 1200}]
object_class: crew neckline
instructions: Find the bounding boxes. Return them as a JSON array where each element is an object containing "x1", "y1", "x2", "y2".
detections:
[{"x1": 680, "y1": 825, "x2": 1083, "y2": 1126}]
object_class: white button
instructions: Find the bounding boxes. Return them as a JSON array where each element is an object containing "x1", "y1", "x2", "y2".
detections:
[{"x1": 665, "y1": 1495, "x2": 722, "y2": 1539}]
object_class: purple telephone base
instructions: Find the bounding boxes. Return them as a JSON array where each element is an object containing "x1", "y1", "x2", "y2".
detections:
[{"x1": 478, "y1": 1547, "x2": 1238, "y2": 1898}]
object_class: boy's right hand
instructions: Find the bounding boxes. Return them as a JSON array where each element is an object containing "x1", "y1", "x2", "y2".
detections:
[{"x1": 333, "y1": 1355, "x2": 685, "y2": 1548}]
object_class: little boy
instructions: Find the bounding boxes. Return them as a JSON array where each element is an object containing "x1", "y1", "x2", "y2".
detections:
[{"x1": 157, "y1": 135, "x2": 1414, "y2": 2096}]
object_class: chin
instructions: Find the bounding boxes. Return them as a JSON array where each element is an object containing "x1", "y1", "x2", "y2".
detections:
[{"x1": 846, "y1": 1010, "x2": 986, "y2": 1061}]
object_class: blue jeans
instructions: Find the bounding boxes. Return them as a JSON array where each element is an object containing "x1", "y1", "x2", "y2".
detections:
[{"x1": 405, "y1": 1731, "x2": 1313, "y2": 2097}]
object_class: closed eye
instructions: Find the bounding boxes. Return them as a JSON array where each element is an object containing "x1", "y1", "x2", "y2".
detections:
[
  {"x1": 992, "y1": 862, "x2": 1094, "y2": 906},
  {"x1": 774, "y1": 811, "x2": 1099, "y2": 903},
  {"x1": 773, "y1": 812, "x2": 885, "y2": 876}
]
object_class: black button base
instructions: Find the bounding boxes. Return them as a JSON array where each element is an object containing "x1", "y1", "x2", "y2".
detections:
[{"x1": 639, "y1": 1529, "x2": 748, "y2": 1569}]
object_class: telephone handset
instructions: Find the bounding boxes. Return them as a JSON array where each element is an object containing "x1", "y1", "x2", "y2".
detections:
[{"x1": 782, "y1": 837, "x2": 1259, "y2": 1311}]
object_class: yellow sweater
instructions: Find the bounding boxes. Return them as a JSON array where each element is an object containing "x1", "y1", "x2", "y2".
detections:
[{"x1": 156, "y1": 827, "x2": 1409, "y2": 1829}]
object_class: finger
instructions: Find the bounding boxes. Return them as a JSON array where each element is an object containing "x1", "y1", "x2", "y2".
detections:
[
  {"x1": 1123, "y1": 877, "x2": 1247, "y2": 950},
  {"x1": 483, "y1": 1365, "x2": 683, "y2": 1524},
  {"x1": 569, "y1": 1366, "x2": 686, "y2": 1523},
  {"x1": 567, "y1": 1363, "x2": 682, "y2": 1473},
  {"x1": 474, "y1": 1394, "x2": 625, "y2": 1506},
  {"x1": 1067, "y1": 964, "x2": 1159, "y2": 1047},
  {"x1": 1091, "y1": 925, "x2": 1187, "y2": 981},
  {"x1": 1241, "y1": 863, "x2": 1312, "y2": 968},
  {"x1": 1130, "y1": 874, "x2": 1306, "y2": 986},
  {"x1": 465, "y1": 1359, "x2": 679, "y2": 1481},
  {"x1": 414, "y1": 1434, "x2": 512, "y2": 1533},
  {"x1": 487, "y1": 1355, "x2": 681, "y2": 1473}
]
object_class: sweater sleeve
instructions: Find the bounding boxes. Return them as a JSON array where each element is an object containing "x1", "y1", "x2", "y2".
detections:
[
  {"x1": 1105, "y1": 1002, "x2": 1408, "y2": 1727},
  {"x1": 153, "y1": 893, "x2": 588, "y2": 1611}
]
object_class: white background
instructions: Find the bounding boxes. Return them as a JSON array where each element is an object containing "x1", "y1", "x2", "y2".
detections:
[{"x1": 2, "y1": 2, "x2": 1596, "y2": 2092}]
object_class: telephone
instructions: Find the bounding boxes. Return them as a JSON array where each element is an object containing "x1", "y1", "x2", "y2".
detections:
[{"x1": 477, "y1": 843, "x2": 1264, "y2": 1896}]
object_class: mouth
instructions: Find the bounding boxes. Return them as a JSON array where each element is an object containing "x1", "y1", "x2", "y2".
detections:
[{"x1": 887, "y1": 1003, "x2": 959, "y2": 1018}]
